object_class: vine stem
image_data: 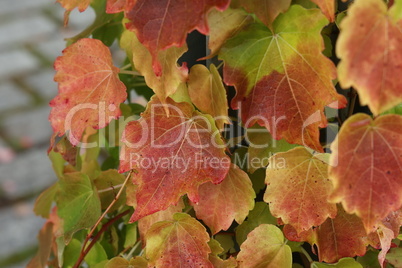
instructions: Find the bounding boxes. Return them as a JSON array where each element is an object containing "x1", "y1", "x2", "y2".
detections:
[
  {"x1": 300, "y1": 246, "x2": 313, "y2": 264},
  {"x1": 73, "y1": 170, "x2": 133, "y2": 268}
]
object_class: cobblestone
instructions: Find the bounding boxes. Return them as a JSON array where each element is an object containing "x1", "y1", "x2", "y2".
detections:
[
  {"x1": 25, "y1": 70, "x2": 58, "y2": 100},
  {"x1": 0, "y1": 82, "x2": 31, "y2": 111},
  {"x1": 0, "y1": 50, "x2": 39, "y2": 79}
]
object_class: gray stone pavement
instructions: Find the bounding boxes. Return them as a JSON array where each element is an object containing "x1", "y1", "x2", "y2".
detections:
[{"x1": 0, "y1": 1, "x2": 95, "y2": 266}]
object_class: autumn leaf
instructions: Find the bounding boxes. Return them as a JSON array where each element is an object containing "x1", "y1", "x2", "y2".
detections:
[
  {"x1": 312, "y1": 205, "x2": 367, "y2": 263},
  {"x1": 192, "y1": 163, "x2": 255, "y2": 234},
  {"x1": 27, "y1": 221, "x2": 54, "y2": 268},
  {"x1": 329, "y1": 113, "x2": 402, "y2": 232},
  {"x1": 220, "y1": 5, "x2": 346, "y2": 152},
  {"x1": 337, "y1": 0, "x2": 402, "y2": 114},
  {"x1": 56, "y1": 0, "x2": 90, "y2": 25},
  {"x1": 311, "y1": 0, "x2": 335, "y2": 22},
  {"x1": 138, "y1": 199, "x2": 184, "y2": 246},
  {"x1": 237, "y1": 224, "x2": 292, "y2": 267},
  {"x1": 56, "y1": 172, "x2": 101, "y2": 243},
  {"x1": 188, "y1": 64, "x2": 229, "y2": 130},
  {"x1": 208, "y1": 239, "x2": 237, "y2": 268},
  {"x1": 125, "y1": 0, "x2": 230, "y2": 74},
  {"x1": 50, "y1": 38, "x2": 127, "y2": 145},
  {"x1": 264, "y1": 147, "x2": 337, "y2": 234},
  {"x1": 145, "y1": 213, "x2": 213, "y2": 268},
  {"x1": 119, "y1": 96, "x2": 230, "y2": 221},
  {"x1": 311, "y1": 257, "x2": 363, "y2": 268},
  {"x1": 120, "y1": 29, "x2": 187, "y2": 113},
  {"x1": 105, "y1": 256, "x2": 148, "y2": 268},
  {"x1": 235, "y1": 0, "x2": 291, "y2": 30},
  {"x1": 207, "y1": 7, "x2": 253, "y2": 57}
]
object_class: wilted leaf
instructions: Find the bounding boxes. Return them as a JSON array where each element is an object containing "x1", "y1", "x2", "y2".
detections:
[
  {"x1": 220, "y1": 5, "x2": 346, "y2": 151},
  {"x1": 27, "y1": 221, "x2": 54, "y2": 268},
  {"x1": 329, "y1": 113, "x2": 402, "y2": 232},
  {"x1": 188, "y1": 64, "x2": 229, "y2": 130},
  {"x1": 56, "y1": 172, "x2": 101, "y2": 242},
  {"x1": 235, "y1": 0, "x2": 291, "y2": 30},
  {"x1": 337, "y1": 0, "x2": 402, "y2": 114},
  {"x1": 125, "y1": 0, "x2": 230, "y2": 74},
  {"x1": 237, "y1": 224, "x2": 292, "y2": 267},
  {"x1": 207, "y1": 7, "x2": 252, "y2": 56},
  {"x1": 50, "y1": 38, "x2": 127, "y2": 145},
  {"x1": 120, "y1": 96, "x2": 230, "y2": 221},
  {"x1": 235, "y1": 202, "x2": 277, "y2": 245},
  {"x1": 264, "y1": 147, "x2": 337, "y2": 234},
  {"x1": 145, "y1": 213, "x2": 213, "y2": 267},
  {"x1": 193, "y1": 163, "x2": 255, "y2": 234},
  {"x1": 120, "y1": 29, "x2": 187, "y2": 112}
]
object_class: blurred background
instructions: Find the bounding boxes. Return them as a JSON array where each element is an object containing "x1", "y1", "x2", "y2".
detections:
[{"x1": 0, "y1": 1, "x2": 96, "y2": 266}]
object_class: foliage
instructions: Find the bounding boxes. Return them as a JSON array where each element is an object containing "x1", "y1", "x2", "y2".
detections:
[{"x1": 30, "y1": 0, "x2": 402, "y2": 267}]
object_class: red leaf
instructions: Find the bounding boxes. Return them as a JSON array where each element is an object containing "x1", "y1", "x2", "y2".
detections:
[
  {"x1": 50, "y1": 38, "x2": 127, "y2": 145},
  {"x1": 192, "y1": 164, "x2": 255, "y2": 234},
  {"x1": 120, "y1": 96, "x2": 230, "y2": 222},
  {"x1": 329, "y1": 114, "x2": 402, "y2": 232},
  {"x1": 106, "y1": 0, "x2": 126, "y2": 13},
  {"x1": 311, "y1": 0, "x2": 335, "y2": 22},
  {"x1": 125, "y1": 0, "x2": 230, "y2": 74}
]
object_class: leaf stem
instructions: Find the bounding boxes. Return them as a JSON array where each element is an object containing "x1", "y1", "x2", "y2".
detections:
[
  {"x1": 300, "y1": 246, "x2": 313, "y2": 263},
  {"x1": 74, "y1": 170, "x2": 133, "y2": 268},
  {"x1": 120, "y1": 63, "x2": 132, "y2": 71},
  {"x1": 73, "y1": 209, "x2": 131, "y2": 268},
  {"x1": 347, "y1": 88, "x2": 357, "y2": 118},
  {"x1": 124, "y1": 240, "x2": 142, "y2": 259},
  {"x1": 119, "y1": 70, "x2": 141, "y2": 76}
]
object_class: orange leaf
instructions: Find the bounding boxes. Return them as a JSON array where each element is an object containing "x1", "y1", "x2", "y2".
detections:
[
  {"x1": 125, "y1": 0, "x2": 230, "y2": 75},
  {"x1": 337, "y1": 0, "x2": 402, "y2": 114},
  {"x1": 193, "y1": 163, "x2": 255, "y2": 234},
  {"x1": 106, "y1": 0, "x2": 126, "y2": 13},
  {"x1": 145, "y1": 213, "x2": 213, "y2": 268},
  {"x1": 264, "y1": 147, "x2": 337, "y2": 234},
  {"x1": 50, "y1": 38, "x2": 127, "y2": 145},
  {"x1": 311, "y1": 0, "x2": 335, "y2": 22},
  {"x1": 56, "y1": 0, "x2": 91, "y2": 25},
  {"x1": 329, "y1": 113, "x2": 402, "y2": 232},
  {"x1": 119, "y1": 96, "x2": 230, "y2": 221}
]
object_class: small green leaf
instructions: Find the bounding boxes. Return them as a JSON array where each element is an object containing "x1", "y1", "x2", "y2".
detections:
[
  {"x1": 84, "y1": 242, "x2": 108, "y2": 266},
  {"x1": 124, "y1": 222, "x2": 138, "y2": 248},
  {"x1": 63, "y1": 239, "x2": 81, "y2": 268},
  {"x1": 386, "y1": 247, "x2": 402, "y2": 267},
  {"x1": 312, "y1": 257, "x2": 363, "y2": 268},
  {"x1": 34, "y1": 183, "x2": 59, "y2": 218}
]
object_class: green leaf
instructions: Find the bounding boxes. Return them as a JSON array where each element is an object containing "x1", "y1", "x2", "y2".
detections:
[
  {"x1": 105, "y1": 256, "x2": 148, "y2": 268},
  {"x1": 34, "y1": 183, "x2": 59, "y2": 218},
  {"x1": 63, "y1": 239, "x2": 81, "y2": 268},
  {"x1": 84, "y1": 242, "x2": 108, "y2": 266},
  {"x1": 92, "y1": 13, "x2": 124, "y2": 47},
  {"x1": 56, "y1": 172, "x2": 101, "y2": 243},
  {"x1": 311, "y1": 257, "x2": 363, "y2": 268},
  {"x1": 49, "y1": 150, "x2": 65, "y2": 179},
  {"x1": 124, "y1": 222, "x2": 138, "y2": 248},
  {"x1": 94, "y1": 169, "x2": 125, "y2": 211},
  {"x1": 386, "y1": 247, "x2": 402, "y2": 267},
  {"x1": 357, "y1": 250, "x2": 381, "y2": 268},
  {"x1": 236, "y1": 202, "x2": 277, "y2": 245}
]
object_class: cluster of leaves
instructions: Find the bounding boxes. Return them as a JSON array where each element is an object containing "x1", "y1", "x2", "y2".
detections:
[{"x1": 29, "y1": 0, "x2": 402, "y2": 267}]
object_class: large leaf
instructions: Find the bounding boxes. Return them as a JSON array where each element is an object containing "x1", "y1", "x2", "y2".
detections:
[
  {"x1": 237, "y1": 224, "x2": 292, "y2": 267},
  {"x1": 312, "y1": 258, "x2": 363, "y2": 268},
  {"x1": 311, "y1": 0, "x2": 335, "y2": 22},
  {"x1": 50, "y1": 38, "x2": 127, "y2": 145},
  {"x1": 125, "y1": 0, "x2": 230, "y2": 74},
  {"x1": 193, "y1": 163, "x2": 255, "y2": 234},
  {"x1": 119, "y1": 96, "x2": 230, "y2": 221},
  {"x1": 235, "y1": 0, "x2": 291, "y2": 30},
  {"x1": 145, "y1": 213, "x2": 213, "y2": 268},
  {"x1": 337, "y1": 0, "x2": 402, "y2": 115},
  {"x1": 120, "y1": 29, "x2": 188, "y2": 112},
  {"x1": 329, "y1": 113, "x2": 402, "y2": 232},
  {"x1": 220, "y1": 5, "x2": 346, "y2": 152},
  {"x1": 264, "y1": 147, "x2": 337, "y2": 234},
  {"x1": 56, "y1": 172, "x2": 101, "y2": 242},
  {"x1": 188, "y1": 64, "x2": 229, "y2": 131}
]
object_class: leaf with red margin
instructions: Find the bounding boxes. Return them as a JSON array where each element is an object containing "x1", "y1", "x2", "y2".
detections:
[
  {"x1": 120, "y1": 28, "x2": 188, "y2": 113},
  {"x1": 219, "y1": 5, "x2": 346, "y2": 152},
  {"x1": 138, "y1": 198, "x2": 184, "y2": 246},
  {"x1": 312, "y1": 205, "x2": 367, "y2": 263},
  {"x1": 50, "y1": 38, "x2": 127, "y2": 145},
  {"x1": 125, "y1": 0, "x2": 230, "y2": 74},
  {"x1": 337, "y1": 0, "x2": 402, "y2": 115},
  {"x1": 329, "y1": 113, "x2": 402, "y2": 232},
  {"x1": 57, "y1": 0, "x2": 90, "y2": 24},
  {"x1": 264, "y1": 147, "x2": 337, "y2": 234},
  {"x1": 192, "y1": 163, "x2": 255, "y2": 234},
  {"x1": 311, "y1": 0, "x2": 335, "y2": 22},
  {"x1": 106, "y1": 0, "x2": 126, "y2": 14},
  {"x1": 235, "y1": 0, "x2": 291, "y2": 30},
  {"x1": 119, "y1": 96, "x2": 230, "y2": 222},
  {"x1": 145, "y1": 213, "x2": 213, "y2": 268},
  {"x1": 237, "y1": 224, "x2": 292, "y2": 267}
]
